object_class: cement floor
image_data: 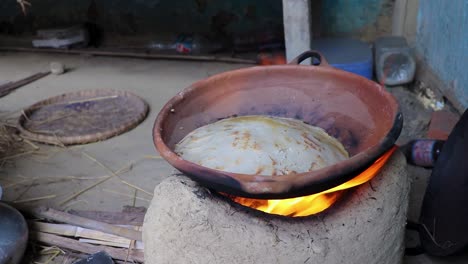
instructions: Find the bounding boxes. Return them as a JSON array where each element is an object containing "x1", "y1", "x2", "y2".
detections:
[
  {"x1": 0, "y1": 52, "x2": 246, "y2": 213},
  {"x1": 0, "y1": 52, "x2": 464, "y2": 263}
]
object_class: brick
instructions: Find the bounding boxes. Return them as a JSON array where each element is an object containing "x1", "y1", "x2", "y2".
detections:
[{"x1": 427, "y1": 110, "x2": 460, "y2": 140}]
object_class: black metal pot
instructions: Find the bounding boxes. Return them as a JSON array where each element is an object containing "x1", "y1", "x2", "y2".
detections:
[{"x1": 0, "y1": 202, "x2": 28, "y2": 264}]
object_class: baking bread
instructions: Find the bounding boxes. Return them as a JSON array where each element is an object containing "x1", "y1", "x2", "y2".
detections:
[{"x1": 175, "y1": 115, "x2": 349, "y2": 175}]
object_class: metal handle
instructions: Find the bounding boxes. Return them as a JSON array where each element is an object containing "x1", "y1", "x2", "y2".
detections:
[{"x1": 288, "y1": 50, "x2": 331, "y2": 67}]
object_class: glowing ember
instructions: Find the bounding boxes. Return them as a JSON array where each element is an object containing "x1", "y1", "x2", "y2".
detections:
[{"x1": 231, "y1": 146, "x2": 397, "y2": 217}]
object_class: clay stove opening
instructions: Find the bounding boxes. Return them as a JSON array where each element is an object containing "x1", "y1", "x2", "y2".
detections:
[{"x1": 227, "y1": 146, "x2": 397, "y2": 217}]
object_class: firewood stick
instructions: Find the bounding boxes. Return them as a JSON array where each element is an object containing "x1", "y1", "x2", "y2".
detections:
[
  {"x1": 0, "y1": 71, "x2": 50, "y2": 98},
  {"x1": 30, "y1": 221, "x2": 144, "y2": 249},
  {"x1": 31, "y1": 207, "x2": 142, "y2": 241},
  {"x1": 0, "y1": 47, "x2": 257, "y2": 64},
  {"x1": 78, "y1": 238, "x2": 144, "y2": 250},
  {"x1": 31, "y1": 231, "x2": 144, "y2": 262}
]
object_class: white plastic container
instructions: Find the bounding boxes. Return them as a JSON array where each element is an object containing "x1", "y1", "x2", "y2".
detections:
[
  {"x1": 32, "y1": 26, "x2": 89, "y2": 48},
  {"x1": 374, "y1": 36, "x2": 416, "y2": 86}
]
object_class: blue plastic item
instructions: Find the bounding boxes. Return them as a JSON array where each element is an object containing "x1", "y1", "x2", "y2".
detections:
[{"x1": 311, "y1": 38, "x2": 373, "y2": 80}]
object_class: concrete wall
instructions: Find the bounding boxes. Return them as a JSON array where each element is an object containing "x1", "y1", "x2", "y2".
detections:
[
  {"x1": 0, "y1": 0, "x2": 283, "y2": 36},
  {"x1": 321, "y1": 0, "x2": 393, "y2": 41},
  {"x1": 0, "y1": 0, "x2": 392, "y2": 42},
  {"x1": 416, "y1": 0, "x2": 468, "y2": 109}
]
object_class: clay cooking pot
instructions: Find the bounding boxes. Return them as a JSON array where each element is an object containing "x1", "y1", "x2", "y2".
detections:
[{"x1": 153, "y1": 51, "x2": 403, "y2": 199}]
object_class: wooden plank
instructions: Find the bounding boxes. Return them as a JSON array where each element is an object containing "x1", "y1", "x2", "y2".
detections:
[
  {"x1": 31, "y1": 207, "x2": 142, "y2": 241},
  {"x1": 79, "y1": 238, "x2": 144, "y2": 250},
  {"x1": 31, "y1": 231, "x2": 144, "y2": 262},
  {"x1": 29, "y1": 221, "x2": 143, "y2": 249},
  {"x1": 30, "y1": 221, "x2": 78, "y2": 237}
]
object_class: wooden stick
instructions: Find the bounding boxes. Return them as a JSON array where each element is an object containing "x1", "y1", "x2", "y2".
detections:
[
  {"x1": 81, "y1": 151, "x2": 121, "y2": 178},
  {"x1": 31, "y1": 207, "x2": 142, "y2": 241},
  {"x1": 78, "y1": 238, "x2": 144, "y2": 250},
  {"x1": 60, "y1": 95, "x2": 119, "y2": 106},
  {"x1": 0, "y1": 150, "x2": 37, "y2": 161},
  {"x1": 13, "y1": 194, "x2": 57, "y2": 203},
  {"x1": 103, "y1": 189, "x2": 151, "y2": 202},
  {"x1": 60, "y1": 175, "x2": 113, "y2": 206},
  {"x1": 22, "y1": 137, "x2": 41, "y2": 150},
  {"x1": 119, "y1": 180, "x2": 153, "y2": 196},
  {"x1": 30, "y1": 113, "x2": 75, "y2": 127},
  {"x1": 31, "y1": 231, "x2": 144, "y2": 262},
  {"x1": 30, "y1": 221, "x2": 144, "y2": 249},
  {"x1": 0, "y1": 71, "x2": 50, "y2": 98},
  {"x1": 0, "y1": 46, "x2": 257, "y2": 64},
  {"x1": 60, "y1": 157, "x2": 133, "y2": 205}
]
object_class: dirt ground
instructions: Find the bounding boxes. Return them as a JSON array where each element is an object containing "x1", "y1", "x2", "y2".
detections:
[{"x1": 0, "y1": 52, "x2": 465, "y2": 263}]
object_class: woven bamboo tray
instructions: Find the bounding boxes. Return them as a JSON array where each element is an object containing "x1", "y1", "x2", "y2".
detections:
[{"x1": 17, "y1": 89, "x2": 149, "y2": 145}]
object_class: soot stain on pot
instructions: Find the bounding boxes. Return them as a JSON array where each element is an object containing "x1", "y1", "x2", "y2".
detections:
[
  {"x1": 266, "y1": 107, "x2": 288, "y2": 117},
  {"x1": 326, "y1": 127, "x2": 359, "y2": 154},
  {"x1": 196, "y1": 107, "x2": 358, "y2": 156},
  {"x1": 185, "y1": 168, "x2": 244, "y2": 193},
  {"x1": 216, "y1": 114, "x2": 238, "y2": 121}
]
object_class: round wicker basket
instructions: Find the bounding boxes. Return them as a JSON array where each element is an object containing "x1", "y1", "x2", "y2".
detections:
[{"x1": 17, "y1": 89, "x2": 149, "y2": 145}]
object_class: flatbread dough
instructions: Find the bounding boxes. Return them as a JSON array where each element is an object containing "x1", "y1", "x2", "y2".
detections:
[{"x1": 175, "y1": 115, "x2": 349, "y2": 175}]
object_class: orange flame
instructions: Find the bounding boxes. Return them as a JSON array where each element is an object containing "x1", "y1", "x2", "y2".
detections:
[{"x1": 232, "y1": 146, "x2": 397, "y2": 217}]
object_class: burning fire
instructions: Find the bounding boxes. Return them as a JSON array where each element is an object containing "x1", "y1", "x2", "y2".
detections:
[{"x1": 231, "y1": 146, "x2": 397, "y2": 217}]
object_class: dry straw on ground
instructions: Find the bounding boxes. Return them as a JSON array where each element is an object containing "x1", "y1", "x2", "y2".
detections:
[
  {"x1": 0, "y1": 124, "x2": 15, "y2": 157},
  {"x1": 0, "y1": 122, "x2": 24, "y2": 166},
  {"x1": 0, "y1": 111, "x2": 39, "y2": 167}
]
